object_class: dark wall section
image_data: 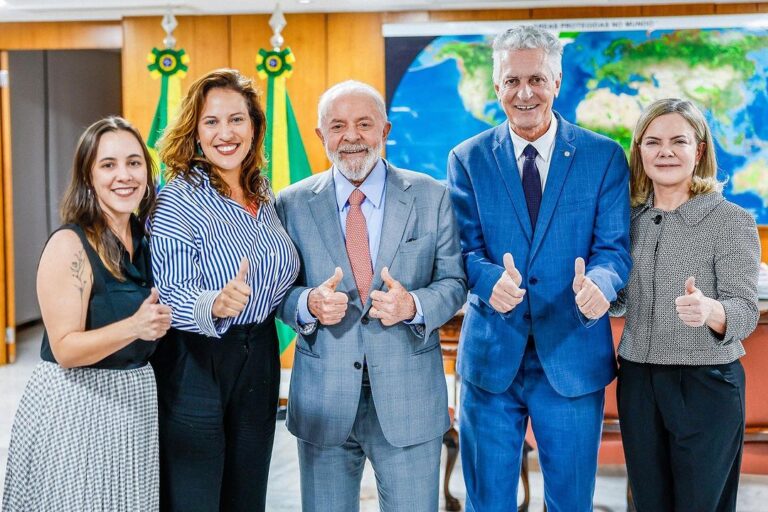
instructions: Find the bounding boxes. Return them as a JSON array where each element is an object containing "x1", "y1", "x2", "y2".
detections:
[{"x1": 10, "y1": 49, "x2": 121, "y2": 325}]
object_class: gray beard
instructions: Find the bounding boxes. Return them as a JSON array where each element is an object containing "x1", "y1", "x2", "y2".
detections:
[{"x1": 328, "y1": 142, "x2": 382, "y2": 183}]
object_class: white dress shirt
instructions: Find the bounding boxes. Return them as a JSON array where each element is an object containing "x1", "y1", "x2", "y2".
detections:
[{"x1": 509, "y1": 114, "x2": 558, "y2": 191}]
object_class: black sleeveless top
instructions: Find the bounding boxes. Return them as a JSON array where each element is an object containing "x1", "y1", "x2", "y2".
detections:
[{"x1": 40, "y1": 220, "x2": 158, "y2": 370}]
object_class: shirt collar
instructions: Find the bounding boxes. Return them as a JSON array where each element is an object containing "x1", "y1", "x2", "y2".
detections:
[
  {"x1": 333, "y1": 158, "x2": 387, "y2": 211},
  {"x1": 509, "y1": 114, "x2": 558, "y2": 162},
  {"x1": 636, "y1": 191, "x2": 724, "y2": 225}
]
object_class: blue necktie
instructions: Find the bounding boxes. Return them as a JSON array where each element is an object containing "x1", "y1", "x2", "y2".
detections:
[{"x1": 522, "y1": 144, "x2": 542, "y2": 230}]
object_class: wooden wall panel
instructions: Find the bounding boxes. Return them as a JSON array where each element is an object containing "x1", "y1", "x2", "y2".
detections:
[
  {"x1": 0, "y1": 51, "x2": 10, "y2": 363},
  {"x1": 383, "y1": 11, "x2": 430, "y2": 23},
  {"x1": 0, "y1": 21, "x2": 121, "y2": 50},
  {"x1": 641, "y1": 3, "x2": 715, "y2": 16},
  {"x1": 230, "y1": 13, "x2": 328, "y2": 173},
  {"x1": 428, "y1": 9, "x2": 529, "y2": 22},
  {"x1": 325, "y1": 13, "x2": 385, "y2": 169},
  {"x1": 228, "y1": 14, "x2": 271, "y2": 83},
  {"x1": 715, "y1": 3, "x2": 762, "y2": 14},
  {"x1": 327, "y1": 13, "x2": 386, "y2": 96},
  {"x1": 532, "y1": 6, "x2": 644, "y2": 18},
  {"x1": 122, "y1": 16, "x2": 230, "y2": 140}
]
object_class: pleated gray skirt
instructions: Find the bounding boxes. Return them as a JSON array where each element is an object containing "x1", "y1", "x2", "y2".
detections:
[{"x1": 2, "y1": 361, "x2": 159, "y2": 512}]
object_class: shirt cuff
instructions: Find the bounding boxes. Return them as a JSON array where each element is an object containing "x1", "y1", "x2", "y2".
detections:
[
  {"x1": 194, "y1": 289, "x2": 232, "y2": 338},
  {"x1": 297, "y1": 288, "x2": 318, "y2": 329},
  {"x1": 404, "y1": 292, "x2": 424, "y2": 325}
]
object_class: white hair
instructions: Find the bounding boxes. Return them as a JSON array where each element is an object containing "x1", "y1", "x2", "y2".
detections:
[
  {"x1": 492, "y1": 25, "x2": 563, "y2": 84},
  {"x1": 317, "y1": 80, "x2": 388, "y2": 128}
]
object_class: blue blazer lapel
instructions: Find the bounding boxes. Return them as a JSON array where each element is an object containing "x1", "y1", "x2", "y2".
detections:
[
  {"x1": 530, "y1": 114, "x2": 576, "y2": 260},
  {"x1": 367, "y1": 166, "x2": 414, "y2": 312},
  {"x1": 491, "y1": 123, "x2": 533, "y2": 243},
  {"x1": 308, "y1": 171, "x2": 359, "y2": 302}
]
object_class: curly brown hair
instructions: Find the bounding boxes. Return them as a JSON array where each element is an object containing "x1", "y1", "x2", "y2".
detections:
[
  {"x1": 60, "y1": 116, "x2": 157, "y2": 280},
  {"x1": 158, "y1": 69, "x2": 269, "y2": 205}
]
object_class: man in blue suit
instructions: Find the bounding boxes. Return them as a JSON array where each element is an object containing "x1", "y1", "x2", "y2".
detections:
[{"x1": 447, "y1": 26, "x2": 631, "y2": 511}]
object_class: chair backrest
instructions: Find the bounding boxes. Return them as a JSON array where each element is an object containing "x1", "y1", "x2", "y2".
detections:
[
  {"x1": 743, "y1": 324, "x2": 768, "y2": 430},
  {"x1": 739, "y1": 322, "x2": 768, "y2": 474},
  {"x1": 605, "y1": 317, "x2": 624, "y2": 421}
]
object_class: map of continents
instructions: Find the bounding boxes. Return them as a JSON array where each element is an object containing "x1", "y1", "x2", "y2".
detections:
[{"x1": 387, "y1": 28, "x2": 768, "y2": 224}]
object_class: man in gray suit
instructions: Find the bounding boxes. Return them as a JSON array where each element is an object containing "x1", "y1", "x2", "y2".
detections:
[{"x1": 276, "y1": 80, "x2": 466, "y2": 512}]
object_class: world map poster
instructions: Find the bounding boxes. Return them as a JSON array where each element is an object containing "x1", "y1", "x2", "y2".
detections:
[{"x1": 384, "y1": 15, "x2": 768, "y2": 224}]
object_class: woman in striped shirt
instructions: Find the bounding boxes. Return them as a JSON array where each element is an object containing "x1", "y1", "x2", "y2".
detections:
[{"x1": 150, "y1": 69, "x2": 300, "y2": 512}]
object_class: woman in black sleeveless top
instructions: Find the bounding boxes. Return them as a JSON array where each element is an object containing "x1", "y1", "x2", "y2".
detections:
[{"x1": 2, "y1": 117, "x2": 172, "y2": 512}]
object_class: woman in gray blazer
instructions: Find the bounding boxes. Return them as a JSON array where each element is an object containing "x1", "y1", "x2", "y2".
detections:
[{"x1": 613, "y1": 98, "x2": 761, "y2": 512}]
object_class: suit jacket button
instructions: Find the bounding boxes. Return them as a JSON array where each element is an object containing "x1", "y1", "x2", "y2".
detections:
[
  {"x1": 361, "y1": 316, "x2": 369, "y2": 325},
  {"x1": 523, "y1": 312, "x2": 531, "y2": 320},
  {"x1": 529, "y1": 277, "x2": 538, "y2": 285},
  {"x1": 354, "y1": 362, "x2": 362, "y2": 370}
]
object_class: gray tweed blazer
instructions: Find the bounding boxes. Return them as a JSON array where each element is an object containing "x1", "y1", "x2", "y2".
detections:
[{"x1": 612, "y1": 191, "x2": 760, "y2": 365}]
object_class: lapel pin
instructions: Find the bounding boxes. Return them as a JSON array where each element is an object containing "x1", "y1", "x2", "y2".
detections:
[{"x1": 564, "y1": 151, "x2": 571, "y2": 157}]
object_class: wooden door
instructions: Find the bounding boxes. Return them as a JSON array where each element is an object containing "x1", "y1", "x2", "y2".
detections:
[{"x1": 0, "y1": 50, "x2": 15, "y2": 365}]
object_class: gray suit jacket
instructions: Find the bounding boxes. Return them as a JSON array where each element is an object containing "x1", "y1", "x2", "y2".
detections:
[{"x1": 276, "y1": 163, "x2": 467, "y2": 448}]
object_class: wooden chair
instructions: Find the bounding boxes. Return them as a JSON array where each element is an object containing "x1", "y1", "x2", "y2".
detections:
[
  {"x1": 740, "y1": 321, "x2": 768, "y2": 475},
  {"x1": 440, "y1": 313, "x2": 462, "y2": 511}
]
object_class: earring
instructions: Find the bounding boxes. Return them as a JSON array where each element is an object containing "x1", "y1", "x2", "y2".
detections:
[
  {"x1": 196, "y1": 140, "x2": 203, "y2": 155},
  {"x1": 143, "y1": 185, "x2": 151, "y2": 200}
]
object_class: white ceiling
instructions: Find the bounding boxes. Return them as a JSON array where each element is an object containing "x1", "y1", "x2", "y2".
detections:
[{"x1": 0, "y1": 0, "x2": 761, "y2": 23}]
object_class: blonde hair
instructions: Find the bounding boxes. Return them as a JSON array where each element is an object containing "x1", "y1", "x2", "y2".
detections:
[
  {"x1": 60, "y1": 116, "x2": 156, "y2": 279},
  {"x1": 629, "y1": 98, "x2": 721, "y2": 207},
  {"x1": 158, "y1": 69, "x2": 269, "y2": 206}
]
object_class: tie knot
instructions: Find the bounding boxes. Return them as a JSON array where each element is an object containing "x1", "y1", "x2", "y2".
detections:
[
  {"x1": 348, "y1": 188, "x2": 366, "y2": 207},
  {"x1": 523, "y1": 144, "x2": 538, "y2": 160}
]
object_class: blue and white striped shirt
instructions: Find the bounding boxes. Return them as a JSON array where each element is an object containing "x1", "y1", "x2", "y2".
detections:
[{"x1": 150, "y1": 168, "x2": 300, "y2": 338}]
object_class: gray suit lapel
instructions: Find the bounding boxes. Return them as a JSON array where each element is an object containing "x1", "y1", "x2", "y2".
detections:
[
  {"x1": 492, "y1": 124, "x2": 533, "y2": 243},
  {"x1": 367, "y1": 167, "x2": 414, "y2": 310},
  {"x1": 308, "y1": 172, "x2": 359, "y2": 300}
]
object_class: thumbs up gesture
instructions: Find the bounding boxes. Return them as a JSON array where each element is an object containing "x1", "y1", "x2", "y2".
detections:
[
  {"x1": 573, "y1": 257, "x2": 609, "y2": 320},
  {"x1": 674, "y1": 276, "x2": 714, "y2": 327},
  {"x1": 489, "y1": 253, "x2": 526, "y2": 313},
  {"x1": 212, "y1": 258, "x2": 252, "y2": 319},
  {"x1": 132, "y1": 287, "x2": 172, "y2": 341},
  {"x1": 308, "y1": 267, "x2": 349, "y2": 325},
  {"x1": 369, "y1": 267, "x2": 417, "y2": 326}
]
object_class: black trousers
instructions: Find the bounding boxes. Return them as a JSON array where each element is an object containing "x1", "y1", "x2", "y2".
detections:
[
  {"x1": 617, "y1": 357, "x2": 745, "y2": 512},
  {"x1": 152, "y1": 319, "x2": 280, "y2": 512}
]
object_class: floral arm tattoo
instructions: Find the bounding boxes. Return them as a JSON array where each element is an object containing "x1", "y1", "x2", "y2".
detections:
[{"x1": 70, "y1": 249, "x2": 87, "y2": 299}]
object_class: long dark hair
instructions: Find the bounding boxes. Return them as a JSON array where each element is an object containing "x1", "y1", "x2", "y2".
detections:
[
  {"x1": 59, "y1": 116, "x2": 157, "y2": 279},
  {"x1": 158, "y1": 68, "x2": 269, "y2": 205}
]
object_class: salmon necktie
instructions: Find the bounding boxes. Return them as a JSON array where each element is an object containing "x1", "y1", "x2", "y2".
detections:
[{"x1": 345, "y1": 189, "x2": 373, "y2": 304}]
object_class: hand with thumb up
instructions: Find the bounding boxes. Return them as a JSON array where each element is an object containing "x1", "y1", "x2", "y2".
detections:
[
  {"x1": 369, "y1": 267, "x2": 417, "y2": 326},
  {"x1": 308, "y1": 267, "x2": 349, "y2": 325},
  {"x1": 489, "y1": 253, "x2": 526, "y2": 313},
  {"x1": 573, "y1": 257, "x2": 609, "y2": 320},
  {"x1": 212, "y1": 258, "x2": 252, "y2": 319},
  {"x1": 674, "y1": 276, "x2": 715, "y2": 328},
  {"x1": 132, "y1": 287, "x2": 172, "y2": 341}
]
